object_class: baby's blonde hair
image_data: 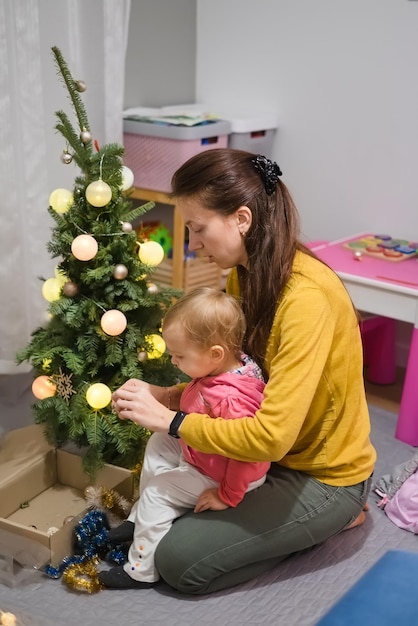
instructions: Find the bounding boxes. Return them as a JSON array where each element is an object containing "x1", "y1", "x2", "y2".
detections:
[{"x1": 162, "y1": 287, "x2": 246, "y2": 357}]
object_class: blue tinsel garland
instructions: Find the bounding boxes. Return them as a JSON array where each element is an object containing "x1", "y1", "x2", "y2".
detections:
[{"x1": 44, "y1": 510, "x2": 126, "y2": 579}]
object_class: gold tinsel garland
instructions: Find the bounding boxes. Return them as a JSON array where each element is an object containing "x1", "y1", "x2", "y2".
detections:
[{"x1": 62, "y1": 559, "x2": 103, "y2": 593}]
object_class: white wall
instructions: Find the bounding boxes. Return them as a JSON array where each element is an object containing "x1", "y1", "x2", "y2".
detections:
[
  {"x1": 196, "y1": 0, "x2": 418, "y2": 244},
  {"x1": 124, "y1": 0, "x2": 196, "y2": 108}
]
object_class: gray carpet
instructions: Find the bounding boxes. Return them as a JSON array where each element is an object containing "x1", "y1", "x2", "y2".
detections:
[{"x1": 0, "y1": 375, "x2": 417, "y2": 626}]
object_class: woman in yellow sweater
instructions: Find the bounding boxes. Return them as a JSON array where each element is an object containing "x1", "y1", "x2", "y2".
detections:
[{"x1": 110, "y1": 148, "x2": 376, "y2": 594}]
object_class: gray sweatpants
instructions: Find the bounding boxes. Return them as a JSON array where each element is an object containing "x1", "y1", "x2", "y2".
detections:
[{"x1": 154, "y1": 460, "x2": 372, "y2": 594}]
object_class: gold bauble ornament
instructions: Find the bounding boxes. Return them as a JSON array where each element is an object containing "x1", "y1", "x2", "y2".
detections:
[
  {"x1": 145, "y1": 333, "x2": 166, "y2": 359},
  {"x1": 137, "y1": 350, "x2": 148, "y2": 362},
  {"x1": 63, "y1": 281, "x2": 79, "y2": 297}
]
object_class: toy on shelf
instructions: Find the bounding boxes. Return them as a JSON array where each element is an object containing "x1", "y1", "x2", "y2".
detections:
[
  {"x1": 136, "y1": 221, "x2": 173, "y2": 256},
  {"x1": 344, "y1": 234, "x2": 418, "y2": 262}
]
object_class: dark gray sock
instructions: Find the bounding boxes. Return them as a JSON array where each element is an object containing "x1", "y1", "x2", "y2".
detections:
[
  {"x1": 107, "y1": 520, "x2": 134, "y2": 544},
  {"x1": 98, "y1": 566, "x2": 155, "y2": 589}
]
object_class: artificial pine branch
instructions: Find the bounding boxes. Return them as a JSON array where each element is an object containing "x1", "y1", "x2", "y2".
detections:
[{"x1": 51, "y1": 46, "x2": 91, "y2": 147}]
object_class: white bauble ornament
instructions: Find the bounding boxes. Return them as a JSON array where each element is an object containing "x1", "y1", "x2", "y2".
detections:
[
  {"x1": 42, "y1": 277, "x2": 62, "y2": 302},
  {"x1": 101, "y1": 310, "x2": 127, "y2": 336},
  {"x1": 71, "y1": 234, "x2": 98, "y2": 261},
  {"x1": 60, "y1": 151, "x2": 73, "y2": 164},
  {"x1": 85, "y1": 179, "x2": 112, "y2": 207},
  {"x1": 121, "y1": 221, "x2": 133, "y2": 233},
  {"x1": 138, "y1": 240, "x2": 165, "y2": 266},
  {"x1": 49, "y1": 188, "x2": 74, "y2": 214},
  {"x1": 121, "y1": 165, "x2": 134, "y2": 191},
  {"x1": 147, "y1": 282, "x2": 159, "y2": 295},
  {"x1": 75, "y1": 79, "x2": 87, "y2": 92},
  {"x1": 86, "y1": 383, "x2": 112, "y2": 409},
  {"x1": 80, "y1": 128, "x2": 92, "y2": 144},
  {"x1": 32, "y1": 375, "x2": 56, "y2": 399}
]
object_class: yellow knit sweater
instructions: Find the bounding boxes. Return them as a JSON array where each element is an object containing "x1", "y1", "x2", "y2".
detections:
[{"x1": 180, "y1": 251, "x2": 376, "y2": 486}]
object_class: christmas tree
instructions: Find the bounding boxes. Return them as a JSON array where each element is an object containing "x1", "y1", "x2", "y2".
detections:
[{"x1": 17, "y1": 46, "x2": 184, "y2": 476}]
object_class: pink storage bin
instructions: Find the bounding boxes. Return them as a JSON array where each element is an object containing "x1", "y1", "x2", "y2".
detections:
[{"x1": 123, "y1": 119, "x2": 231, "y2": 193}]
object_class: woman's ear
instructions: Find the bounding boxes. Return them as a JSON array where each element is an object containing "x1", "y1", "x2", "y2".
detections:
[
  {"x1": 236, "y1": 206, "x2": 252, "y2": 236},
  {"x1": 210, "y1": 345, "x2": 225, "y2": 363}
]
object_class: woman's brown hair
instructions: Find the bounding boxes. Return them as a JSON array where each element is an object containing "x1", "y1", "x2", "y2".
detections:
[{"x1": 171, "y1": 148, "x2": 310, "y2": 370}]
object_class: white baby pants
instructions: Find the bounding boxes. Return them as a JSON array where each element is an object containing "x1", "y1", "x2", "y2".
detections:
[{"x1": 124, "y1": 432, "x2": 265, "y2": 582}]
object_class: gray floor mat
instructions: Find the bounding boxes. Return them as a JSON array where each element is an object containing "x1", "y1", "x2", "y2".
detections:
[{"x1": 0, "y1": 405, "x2": 417, "y2": 626}]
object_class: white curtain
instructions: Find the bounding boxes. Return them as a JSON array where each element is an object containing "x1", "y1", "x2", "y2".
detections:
[{"x1": 0, "y1": 0, "x2": 131, "y2": 374}]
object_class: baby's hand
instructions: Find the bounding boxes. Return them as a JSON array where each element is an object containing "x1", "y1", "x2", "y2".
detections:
[{"x1": 194, "y1": 488, "x2": 229, "y2": 513}]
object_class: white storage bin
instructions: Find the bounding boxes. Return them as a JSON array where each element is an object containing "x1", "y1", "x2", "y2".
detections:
[{"x1": 214, "y1": 110, "x2": 278, "y2": 157}]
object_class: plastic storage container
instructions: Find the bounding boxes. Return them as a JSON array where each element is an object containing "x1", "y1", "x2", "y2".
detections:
[
  {"x1": 222, "y1": 111, "x2": 278, "y2": 157},
  {"x1": 123, "y1": 118, "x2": 231, "y2": 192}
]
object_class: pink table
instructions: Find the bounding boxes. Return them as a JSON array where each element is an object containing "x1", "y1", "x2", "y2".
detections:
[{"x1": 312, "y1": 234, "x2": 418, "y2": 445}]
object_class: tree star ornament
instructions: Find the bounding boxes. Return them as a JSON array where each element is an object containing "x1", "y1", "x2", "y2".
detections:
[{"x1": 53, "y1": 367, "x2": 76, "y2": 403}]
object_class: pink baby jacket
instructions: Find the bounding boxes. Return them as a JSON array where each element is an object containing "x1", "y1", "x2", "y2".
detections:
[{"x1": 179, "y1": 355, "x2": 269, "y2": 507}]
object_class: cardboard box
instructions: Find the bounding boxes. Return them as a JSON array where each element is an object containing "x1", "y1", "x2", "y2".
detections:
[{"x1": 0, "y1": 424, "x2": 134, "y2": 569}]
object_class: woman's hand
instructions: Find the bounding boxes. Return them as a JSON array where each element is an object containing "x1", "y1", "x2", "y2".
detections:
[{"x1": 112, "y1": 379, "x2": 175, "y2": 432}]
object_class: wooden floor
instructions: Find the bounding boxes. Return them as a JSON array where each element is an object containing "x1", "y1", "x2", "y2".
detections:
[{"x1": 364, "y1": 366, "x2": 405, "y2": 414}]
